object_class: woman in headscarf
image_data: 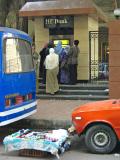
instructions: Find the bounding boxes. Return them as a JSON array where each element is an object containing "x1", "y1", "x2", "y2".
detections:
[
  {"x1": 54, "y1": 41, "x2": 63, "y2": 55},
  {"x1": 54, "y1": 41, "x2": 64, "y2": 83},
  {"x1": 60, "y1": 45, "x2": 70, "y2": 84},
  {"x1": 32, "y1": 43, "x2": 39, "y2": 73},
  {"x1": 32, "y1": 43, "x2": 40, "y2": 92},
  {"x1": 45, "y1": 48, "x2": 59, "y2": 94}
]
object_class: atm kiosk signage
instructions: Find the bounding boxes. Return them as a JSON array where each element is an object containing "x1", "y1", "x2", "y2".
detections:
[{"x1": 44, "y1": 16, "x2": 73, "y2": 28}]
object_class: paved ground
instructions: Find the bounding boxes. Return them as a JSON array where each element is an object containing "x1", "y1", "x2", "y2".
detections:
[
  {"x1": 5, "y1": 99, "x2": 94, "y2": 133},
  {"x1": 23, "y1": 99, "x2": 93, "y2": 129},
  {"x1": 29, "y1": 99, "x2": 93, "y2": 121},
  {"x1": 2, "y1": 99, "x2": 120, "y2": 160}
]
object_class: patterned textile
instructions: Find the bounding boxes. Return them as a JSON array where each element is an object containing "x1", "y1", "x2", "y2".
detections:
[{"x1": 3, "y1": 129, "x2": 70, "y2": 159}]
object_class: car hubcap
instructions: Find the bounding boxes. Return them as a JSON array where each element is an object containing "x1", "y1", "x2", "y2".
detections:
[{"x1": 93, "y1": 132, "x2": 109, "y2": 147}]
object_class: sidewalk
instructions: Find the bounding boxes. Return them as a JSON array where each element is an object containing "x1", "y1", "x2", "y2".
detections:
[
  {"x1": 6, "y1": 99, "x2": 94, "y2": 131},
  {"x1": 23, "y1": 99, "x2": 93, "y2": 129}
]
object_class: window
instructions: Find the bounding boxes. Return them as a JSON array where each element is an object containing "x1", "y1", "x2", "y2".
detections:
[{"x1": 4, "y1": 38, "x2": 34, "y2": 73}]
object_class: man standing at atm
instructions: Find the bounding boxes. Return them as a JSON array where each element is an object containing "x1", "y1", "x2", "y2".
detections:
[{"x1": 68, "y1": 40, "x2": 80, "y2": 85}]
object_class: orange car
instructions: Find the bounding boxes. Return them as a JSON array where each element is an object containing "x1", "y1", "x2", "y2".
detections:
[{"x1": 71, "y1": 99, "x2": 120, "y2": 154}]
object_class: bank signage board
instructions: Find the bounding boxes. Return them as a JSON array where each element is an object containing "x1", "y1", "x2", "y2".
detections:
[{"x1": 44, "y1": 16, "x2": 74, "y2": 28}]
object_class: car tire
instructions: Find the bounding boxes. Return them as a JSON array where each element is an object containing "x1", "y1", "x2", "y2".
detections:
[{"x1": 85, "y1": 124, "x2": 117, "y2": 153}]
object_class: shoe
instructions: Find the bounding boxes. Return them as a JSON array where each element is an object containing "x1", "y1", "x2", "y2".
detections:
[{"x1": 50, "y1": 93, "x2": 55, "y2": 95}]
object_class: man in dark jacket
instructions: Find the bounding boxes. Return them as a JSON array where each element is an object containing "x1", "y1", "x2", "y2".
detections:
[{"x1": 68, "y1": 40, "x2": 80, "y2": 84}]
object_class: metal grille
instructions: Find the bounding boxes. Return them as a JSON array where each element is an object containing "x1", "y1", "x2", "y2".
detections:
[{"x1": 89, "y1": 31, "x2": 109, "y2": 81}]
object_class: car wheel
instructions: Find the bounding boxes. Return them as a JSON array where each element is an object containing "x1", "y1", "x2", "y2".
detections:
[{"x1": 85, "y1": 124, "x2": 117, "y2": 153}]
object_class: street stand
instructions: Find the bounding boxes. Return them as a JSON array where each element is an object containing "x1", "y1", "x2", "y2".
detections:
[{"x1": 3, "y1": 129, "x2": 71, "y2": 159}]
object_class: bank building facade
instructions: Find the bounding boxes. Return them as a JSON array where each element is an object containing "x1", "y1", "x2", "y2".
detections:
[{"x1": 19, "y1": 0, "x2": 108, "y2": 82}]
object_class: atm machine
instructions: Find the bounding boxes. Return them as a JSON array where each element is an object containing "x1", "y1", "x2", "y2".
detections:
[{"x1": 53, "y1": 39, "x2": 70, "y2": 48}]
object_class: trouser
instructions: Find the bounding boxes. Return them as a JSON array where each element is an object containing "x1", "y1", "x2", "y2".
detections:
[
  {"x1": 46, "y1": 66, "x2": 59, "y2": 94},
  {"x1": 69, "y1": 64, "x2": 77, "y2": 84}
]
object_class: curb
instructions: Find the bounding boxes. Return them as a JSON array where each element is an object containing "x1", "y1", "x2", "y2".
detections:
[{"x1": 6, "y1": 118, "x2": 72, "y2": 130}]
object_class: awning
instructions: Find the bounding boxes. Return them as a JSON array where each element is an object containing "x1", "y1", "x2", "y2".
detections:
[{"x1": 19, "y1": 0, "x2": 108, "y2": 22}]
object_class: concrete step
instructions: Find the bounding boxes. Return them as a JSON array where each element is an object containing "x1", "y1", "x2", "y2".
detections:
[
  {"x1": 39, "y1": 83, "x2": 108, "y2": 90},
  {"x1": 37, "y1": 94, "x2": 109, "y2": 100},
  {"x1": 37, "y1": 82, "x2": 109, "y2": 100},
  {"x1": 38, "y1": 78, "x2": 109, "y2": 84},
  {"x1": 38, "y1": 89, "x2": 108, "y2": 96}
]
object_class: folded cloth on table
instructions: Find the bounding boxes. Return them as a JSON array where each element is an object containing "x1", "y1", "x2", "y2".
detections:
[{"x1": 3, "y1": 129, "x2": 70, "y2": 159}]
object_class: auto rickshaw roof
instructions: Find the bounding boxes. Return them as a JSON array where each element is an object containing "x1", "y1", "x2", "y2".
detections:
[
  {"x1": 0, "y1": 27, "x2": 28, "y2": 36},
  {"x1": 0, "y1": 27, "x2": 32, "y2": 42}
]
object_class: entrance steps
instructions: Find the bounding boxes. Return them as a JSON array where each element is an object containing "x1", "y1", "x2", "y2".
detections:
[{"x1": 37, "y1": 82, "x2": 109, "y2": 100}]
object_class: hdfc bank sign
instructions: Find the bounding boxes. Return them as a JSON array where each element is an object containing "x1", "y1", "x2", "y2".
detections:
[
  {"x1": 44, "y1": 16, "x2": 73, "y2": 28},
  {"x1": 45, "y1": 18, "x2": 68, "y2": 25}
]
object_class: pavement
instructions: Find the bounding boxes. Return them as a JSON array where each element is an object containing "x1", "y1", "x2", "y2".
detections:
[
  {"x1": 6, "y1": 99, "x2": 94, "y2": 130},
  {"x1": 21, "y1": 99, "x2": 93, "y2": 129}
]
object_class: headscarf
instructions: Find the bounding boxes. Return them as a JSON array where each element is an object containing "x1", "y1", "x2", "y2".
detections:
[
  {"x1": 45, "y1": 48, "x2": 59, "y2": 70},
  {"x1": 64, "y1": 45, "x2": 70, "y2": 55},
  {"x1": 54, "y1": 41, "x2": 63, "y2": 55}
]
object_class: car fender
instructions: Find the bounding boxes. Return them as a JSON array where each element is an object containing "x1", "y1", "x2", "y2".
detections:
[{"x1": 82, "y1": 119, "x2": 119, "y2": 139}]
